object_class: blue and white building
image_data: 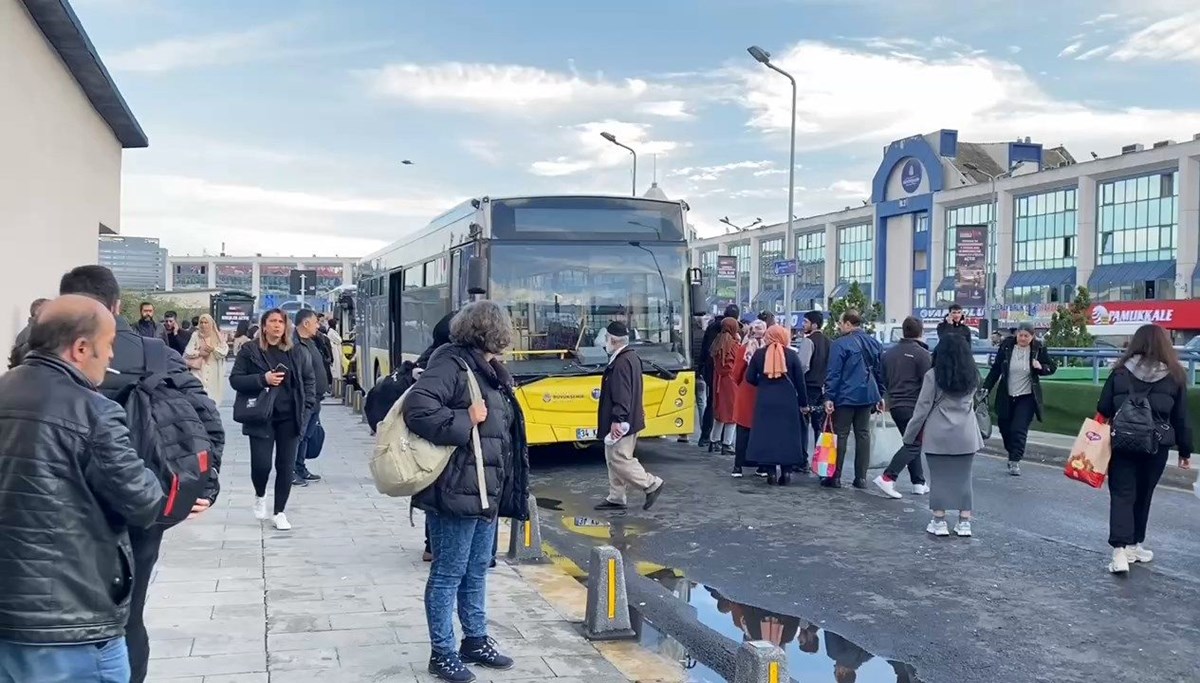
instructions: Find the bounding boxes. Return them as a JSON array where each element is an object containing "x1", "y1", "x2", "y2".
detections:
[{"x1": 690, "y1": 129, "x2": 1200, "y2": 328}]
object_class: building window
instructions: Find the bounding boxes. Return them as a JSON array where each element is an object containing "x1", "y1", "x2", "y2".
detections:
[
  {"x1": 729, "y1": 242, "x2": 751, "y2": 307},
  {"x1": 758, "y1": 237, "x2": 784, "y2": 293},
  {"x1": 1097, "y1": 171, "x2": 1178, "y2": 265},
  {"x1": 259, "y1": 266, "x2": 291, "y2": 295},
  {"x1": 1013, "y1": 188, "x2": 1078, "y2": 272},
  {"x1": 173, "y1": 264, "x2": 207, "y2": 289},
  {"x1": 915, "y1": 212, "x2": 929, "y2": 233},
  {"x1": 214, "y1": 264, "x2": 253, "y2": 291},
  {"x1": 944, "y1": 202, "x2": 994, "y2": 278},
  {"x1": 796, "y1": 230, "x2": 825, "y2": 288},
  {"x1": 837, "y1": 222, "x2": 872, "y2": 295}
]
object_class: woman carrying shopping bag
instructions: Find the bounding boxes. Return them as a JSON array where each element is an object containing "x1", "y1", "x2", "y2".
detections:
[
  {"x1": 708, "y1": 317, "x2": 741, "y2": 455},
  {"x1": 731, "y1": 320, "x2": 767, "y2": 477},
  {"x1": 745, "y1": 325, "x2": 808, "y2": 486},
  {"x1": 902, "y1": 334, "x2": 982, "y2": 538},
  {"x1": 1096, "y1": 324, "x2": 1192, "y2": 575}
]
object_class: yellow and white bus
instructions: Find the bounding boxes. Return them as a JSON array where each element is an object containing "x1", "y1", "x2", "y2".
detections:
[{"x1": 356, "y1": 194, "x2": 701, "y2": 446}]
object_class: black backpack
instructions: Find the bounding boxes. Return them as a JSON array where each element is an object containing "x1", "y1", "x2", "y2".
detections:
[
  {"x1": 105, "y1": 341, "x2": 214, "y2": 528},
  {"x1": 1110, "y1": 379, "x2": 1161, "y2": 456}
]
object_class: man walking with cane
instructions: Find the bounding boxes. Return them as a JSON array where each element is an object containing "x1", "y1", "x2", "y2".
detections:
[{"x1": 593, "y1": 322, "x2": 666, "y2": 512}]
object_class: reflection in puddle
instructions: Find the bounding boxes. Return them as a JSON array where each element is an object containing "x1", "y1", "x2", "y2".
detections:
[{"x1": 559, "y1": 515, "x2": 923, "y2": 682}]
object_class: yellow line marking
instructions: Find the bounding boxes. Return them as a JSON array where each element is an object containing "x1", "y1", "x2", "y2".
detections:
[
  {"x1": 606, "y1": 558, "x2": 617, "y2": 620},
  {"x1": 769, "y1": 660, "x2": 779, "y2": 683},
  {"x1": 524, "y1": 521, "x2": 532, "y2": 547}
]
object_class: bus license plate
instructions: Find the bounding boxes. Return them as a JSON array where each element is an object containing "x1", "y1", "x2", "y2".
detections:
[{"x1": 576, "y1": 428, "x2": 597, "y2": 441}]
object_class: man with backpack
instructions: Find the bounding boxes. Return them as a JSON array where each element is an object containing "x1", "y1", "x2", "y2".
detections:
[{"x1": 58, "y1": 266, "x2": 225, "y2": 683}]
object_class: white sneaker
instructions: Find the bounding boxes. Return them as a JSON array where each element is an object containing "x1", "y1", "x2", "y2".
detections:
[
  {"x1": 912, "y1": 484, "x2": 930, "y2": 495},
  {"x1": 253, "y1": 497, "x2": 268, "y2": 520},
  {"x1": 1126, "y1": 544, "x2": 1154, "y2": 563},
  {"x1": 272, "y1": 513, "x2": 292, "y2": 531},
  {"x1": 872, "y1": 475, "x2": 902, "y2": 499},
  {"x1": 926, "y1": 519, "x2": 950, "y2": 537},
  {"x1": 1109, "y1": 547, "x2": 1129, "y2": 574},
  {"x1": 953, "y1": 520, "x2": 973, "y2": 537}
]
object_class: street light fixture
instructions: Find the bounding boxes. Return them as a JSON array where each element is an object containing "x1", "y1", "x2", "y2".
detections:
[
  {"x1": 747, "y1": 45, "x2": 797, "y2": 313},
  {"x1": 719, "y1": 216, "x2": 762, "y2": 232},
  {"x1": 600, "y1": 131, "x2": 637, "y2": 197},
  {"x1": 963, "y1": 161, "x2": 1020, "y2": 335}
]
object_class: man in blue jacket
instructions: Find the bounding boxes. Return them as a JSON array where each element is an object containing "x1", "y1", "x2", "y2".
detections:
[{"x1": 822, "y1": 310, "x2": 885, "y2": 489}]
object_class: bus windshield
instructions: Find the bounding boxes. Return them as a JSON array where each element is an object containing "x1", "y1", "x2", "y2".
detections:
[{"x1": 490, "y1": 241, "x2": 689, "y2": 375}]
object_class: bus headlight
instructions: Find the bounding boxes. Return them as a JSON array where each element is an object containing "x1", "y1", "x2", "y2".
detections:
[
  {"x1": 674, "y1": 398, "x2": 684, "y2": 408},
  {"x1": 678, "y1": 386, "x2": 688, "y2": 396}
]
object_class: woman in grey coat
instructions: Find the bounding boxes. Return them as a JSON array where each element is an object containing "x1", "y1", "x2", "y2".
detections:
[{"x1": 903, "y1": 334, "x2": 984, "y2": 537}]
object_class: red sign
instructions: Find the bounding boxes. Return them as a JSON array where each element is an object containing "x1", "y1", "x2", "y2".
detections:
[{"x1": 1088, "y1": 300, "x2": 1200, "y2": 330}]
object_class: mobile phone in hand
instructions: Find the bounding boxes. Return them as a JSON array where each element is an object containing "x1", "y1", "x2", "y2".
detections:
[{"x1": 273, "y1": 363, "x2": 288, "y2": 374}]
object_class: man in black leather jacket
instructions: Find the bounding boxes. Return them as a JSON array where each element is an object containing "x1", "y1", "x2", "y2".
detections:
[
  {"x1": 57, "y1": 266, "x2": 225, "y2": 683},
  {"x1": 0, "y1": 295, "x2": 164, "y2": 682}
]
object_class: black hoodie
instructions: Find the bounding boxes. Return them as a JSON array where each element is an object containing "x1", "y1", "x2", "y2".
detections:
[{"x1": 882, "y1": 337, "x2": 932, "y2": 409}]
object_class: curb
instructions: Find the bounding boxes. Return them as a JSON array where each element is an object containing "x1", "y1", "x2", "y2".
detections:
[{"x1": 979, "y1": 442, "x2": 1197, "y2": 491}]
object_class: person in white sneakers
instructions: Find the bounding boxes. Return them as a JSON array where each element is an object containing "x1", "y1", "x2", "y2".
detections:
[
  {"x1": 901, "y1": 335, "x2": 983, "y2": 538},
  {"x1": 229, "y1": 308, "x2": 317, "y2": 531},
  {"x1": 1096, "y1": 324, "x2": 1192, "y2": 575},
  {"x1": 874, "y1": 316, "x2": 932, "y2": 499}
]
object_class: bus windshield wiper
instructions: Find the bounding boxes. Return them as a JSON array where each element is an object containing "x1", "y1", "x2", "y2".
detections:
[{"x1": 639, "y1": 357, "x2": 678, "y2": 380}]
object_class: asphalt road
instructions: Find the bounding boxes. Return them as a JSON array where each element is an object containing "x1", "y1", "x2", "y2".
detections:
[{"x1": 529, "y1": 439, "x2": 1200, "y2": 683}]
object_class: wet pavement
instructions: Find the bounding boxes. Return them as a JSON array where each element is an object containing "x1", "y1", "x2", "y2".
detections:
[{"x1": 529, "y1": 439, "x2": 1200, "y2": 683}]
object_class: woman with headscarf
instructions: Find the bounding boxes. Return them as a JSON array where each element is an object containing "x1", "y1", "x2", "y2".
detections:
[
  {"x1": 731, "y1": 320, "x2": 767, "y2": 477},
  {"x1": 707, "y1": 317, "x2": 741, "y2": 455},
  {"x1": 745, "y1": 325, "x2": 808, "y2": 485}
]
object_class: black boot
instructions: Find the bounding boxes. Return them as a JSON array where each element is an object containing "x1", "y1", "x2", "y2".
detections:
[
  {"x1": 428, "y1": 652, "x2": 476, "y2": 682},
  {"x1": 460, "y1": 637, "x2": 513, "y2": 670}
]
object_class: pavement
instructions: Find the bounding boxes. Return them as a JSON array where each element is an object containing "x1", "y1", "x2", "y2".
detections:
[
  {"x1": 982, "y1": 429, "x2": 1198, "y2": 491},
  {"x1": 144, "y1": 400, "x2": 684, "y2": 683},
  {"x1": 529, "y1": 436, "x2": 1200, "y2": 683}
]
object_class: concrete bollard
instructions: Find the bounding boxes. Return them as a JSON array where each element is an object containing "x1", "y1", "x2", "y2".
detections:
[
  {"x1": 507, "y1": 494, "x2": 543, "y2": 562},
  {"x1": 343, "y1": 385, "x2": 351, "y2": 406},
  {"x1": 583, "y1": 545, "x2": 636, "y2": 641},
  {"x1": 352, "y1": 391, "x2": 363, "y2": 413},
  {"x1": 733, "y1": 641, "x2": 787, "y2": 683}
]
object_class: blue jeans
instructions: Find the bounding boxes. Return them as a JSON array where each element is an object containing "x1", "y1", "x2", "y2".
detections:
[
  {"x1": 294, "y1": 403, "x2": 322, "y2": 473},
  {"x1": 0, "y1": 637, "x2": 129, "y2": 683},
  {"x1": 425, "y1": 512, "x2": 497, "y2": 655}
]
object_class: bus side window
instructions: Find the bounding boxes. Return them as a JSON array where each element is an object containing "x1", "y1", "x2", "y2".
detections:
[{"x1": 450, "y1": 250, "x2": 461, "y2": 307}]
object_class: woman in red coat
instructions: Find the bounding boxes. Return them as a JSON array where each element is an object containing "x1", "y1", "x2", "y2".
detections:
[
  {"x1": 708, "y1": 317, "x2": 741, "y2": 454},
  {"x1": 732, "y1": 320, "x2": 767, "y2": 476}
]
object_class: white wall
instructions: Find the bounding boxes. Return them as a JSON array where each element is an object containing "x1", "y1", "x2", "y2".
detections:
[
  {"x1": 884, "y1": 215, "x2": 913, "y2": 321},
  {"x1": 0, "y1": 0, "x2": 123, "y2": 348}
]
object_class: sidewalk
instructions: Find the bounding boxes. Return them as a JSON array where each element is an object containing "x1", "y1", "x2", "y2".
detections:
[
  {"x1": 981, "y1": 429, "x2": 1197, "y2": 489},
  {"x1": 144, "y1": 400, "x2": 679, "y2": 682}
]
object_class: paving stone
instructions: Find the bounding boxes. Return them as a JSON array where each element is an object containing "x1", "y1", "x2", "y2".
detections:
[{"x1": 146, "y1": 652, "x2": 267, "y2": 678}]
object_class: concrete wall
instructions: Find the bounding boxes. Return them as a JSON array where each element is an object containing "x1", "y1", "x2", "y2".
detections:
[{"x1": 0, "y1": 0, "x2": 123, "y2": 347}]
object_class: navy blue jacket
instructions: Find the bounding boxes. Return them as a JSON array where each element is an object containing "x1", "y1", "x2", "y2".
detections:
[{"x1": 824, "y1": 329, "x2": 885, "y2": 408}]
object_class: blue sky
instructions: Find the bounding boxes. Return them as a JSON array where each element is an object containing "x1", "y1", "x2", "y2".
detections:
[{"x1": 71, "y1": 0, "x2": 1200, "y2": 257}]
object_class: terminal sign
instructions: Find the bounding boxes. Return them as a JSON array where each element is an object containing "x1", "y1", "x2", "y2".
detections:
[{"x1": 900, "y1": 159, "x2": 923, "y2": 194}]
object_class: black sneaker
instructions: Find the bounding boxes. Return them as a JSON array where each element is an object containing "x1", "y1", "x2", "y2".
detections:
[
  {"x1": 852, "y1": 478, "x2": 868, "y2": 490},
  {"x1": 429, "y1": 652, "x2": 476, "y2": 682},
  {"x1": 290, "y1": 473, "x2": 308, "y2": 487},
  {"x1": 302, "y1": 471, "x2": 322, "y2": 481},
  {"x1": 697, "y1": 438, "x2": 711, "y2": 449},
  {"x1": 643, "y1": 482, "x2": 665, "y2": 511},
  {"x1": 460, "y1": 637, "x2": 514, "y2": 670},
  {"x1": 594, "y1": 500, "x2": 627, "y2": 511}
]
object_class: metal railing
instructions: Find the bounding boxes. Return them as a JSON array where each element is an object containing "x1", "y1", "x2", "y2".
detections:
[{"x1": 1009, "y1": 347, "x2": 1200, "y2": 386}]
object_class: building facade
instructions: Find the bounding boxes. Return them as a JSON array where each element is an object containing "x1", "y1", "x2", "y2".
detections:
[
  {"x1": 166, "y1": 255, "x2": 358, "y2": 310},
  {"x1": 99, "y1": 235, "x2": 167, "y2": 292},
  {"x1": 2, "y1": 0, "x2": 147, "y2": 348},
  {"x1": 691, "y1": 129, "x2": 1200, "y2": 331}
]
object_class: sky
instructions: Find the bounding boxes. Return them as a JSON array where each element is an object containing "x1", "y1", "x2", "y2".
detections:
[{"x1": 70, "y1": 0, "x2": 1200, "y2": 258}]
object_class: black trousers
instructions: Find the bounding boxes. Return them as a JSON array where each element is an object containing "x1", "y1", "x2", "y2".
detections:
[
  {"x1": 998, "y1": 394, "x2": 1037, "y2": 463},
  {"x1": 699, "y1": 366, "x2": 715, "y2": 442},
  {"x1": 126, "y1": 524, "x2": 165, "y2": 683},
  {"x1": 734, "y1": 425, "x2": 751, "y2": 469},
  {"x1": 250, "y1": 419, "x2": 300, "y2": 514},
  {"x1": 883, "y1": 405, "x2": 926, "y2": 485},
  {"x1": 1107, "y1": 447, "x2": 1170, "y2": 548},
  {"x1": 803, "y1": 386, "x2": 824, "y2": 468},
  {"x1": 832, "y1": 405, "x2": 873, "y2": 483}
]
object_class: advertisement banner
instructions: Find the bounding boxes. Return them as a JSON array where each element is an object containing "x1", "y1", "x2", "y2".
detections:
[
  {"x1": 954, "y1": 224, "x2": 987, "y2": 308},
  {"x1": 715, "y1": 255, "x2": 738, "y2": 308},
  {"x1": 1088, "y1": 300, "x2": 1200, "y2": 330},
  {"x1": 214, "y1": 299, "x2": 255, "y2": 330}
]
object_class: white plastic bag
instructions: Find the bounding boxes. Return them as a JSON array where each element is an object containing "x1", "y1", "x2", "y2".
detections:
[{"x1": 845, "y1": 412, "x2": 902, "y2": 470}]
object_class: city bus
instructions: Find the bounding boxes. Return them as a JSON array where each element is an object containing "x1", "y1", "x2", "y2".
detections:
[
  {"x1": 325, "y1": 284, "x2": 358, "y2": 383},
  {"x1": 356, "y1": 194, "x2": 701, "y2": 446}
]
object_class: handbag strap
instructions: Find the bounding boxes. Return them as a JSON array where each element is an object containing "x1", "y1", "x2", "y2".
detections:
[{"x1": 462, "y1": 366, "x2": 489, "y2": 511}]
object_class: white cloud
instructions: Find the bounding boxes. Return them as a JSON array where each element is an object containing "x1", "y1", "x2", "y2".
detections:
[
  {"x1": 363, "y1": 62, "x2": 651, "y2": 112},
  {"x1": 826, "y1": 179, "x2": 871, "y2": 199},
  {"x1": 670, "y1": 160, "x2": 776, "y2": 181},
  {"x1": 1082, "y1": 12, "x2": 1120, "y2": 25},
  {"x1": 637, "y1": 100, "x2": 694, "y2": 120},
  {"x1": 528, "y1": 121, "x2": 678, "y2": 177},
  {"x1": 1058, "y1": 41, "x2": 1083, "y2": 57},
  {"x1": 733, "y1": 40, "x2": 1200, "y2": 157},
  {"x1": 107, "y1": 24, "x2": 287, "y2": 73},
  {"x1": 1007, "y1": 45, "x2": 1023, "y2": 54},
  {"x1": 461, "y1": 140, "x2": 502, "y2": 164},
  {"x1": 1076, "y1": 45, "x2": 1112, "y2": 60},
  {"x1": 1108, "y1": 9, "x2": 1200, "y2": 63}
]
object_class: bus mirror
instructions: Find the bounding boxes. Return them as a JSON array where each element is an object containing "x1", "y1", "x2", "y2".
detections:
[
  {"x1": 467, "y1": 256, "x2": 488, "y2": 295},
  {"x1": 687, "y1": 267, "x2": 702, "y2": 286},
  {"x1": 690, "y1": 283, "x2": 705, "y2": 317}
]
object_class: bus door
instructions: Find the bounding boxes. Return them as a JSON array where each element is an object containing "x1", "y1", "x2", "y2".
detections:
[{"x1": 388, "y1": 270, "x2": 404, "y2": 370}]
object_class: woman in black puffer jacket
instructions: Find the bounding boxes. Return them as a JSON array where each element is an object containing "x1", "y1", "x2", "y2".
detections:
[{"x1": 403, "y1": 301, "x2": 529, "y2": 682}]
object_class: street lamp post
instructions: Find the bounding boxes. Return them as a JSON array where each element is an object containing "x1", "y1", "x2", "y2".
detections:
[
  {"x1": 600, "y1": 131, "x2": 637, "y2": 196},
  {"x1": 964, "y1": 162, "x2": 1019, "y2": 335},
  {"x1": 748, "y1": 45, "x2": 797, "y2": 317}
]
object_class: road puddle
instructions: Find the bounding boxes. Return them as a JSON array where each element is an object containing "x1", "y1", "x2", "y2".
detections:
[{"x1": 557, "y1": 513, "x2": 923, "y2": 683}]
